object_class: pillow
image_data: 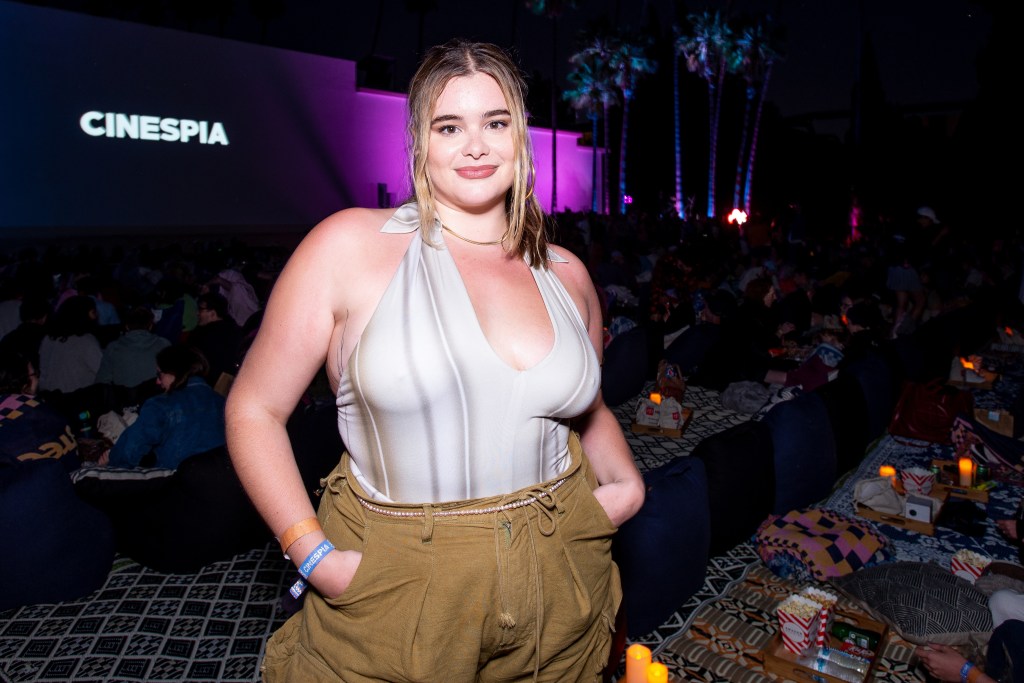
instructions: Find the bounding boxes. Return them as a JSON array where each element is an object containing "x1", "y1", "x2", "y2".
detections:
[{"x1": 831, "y1": 561, "x2": 993, "y2": 647}]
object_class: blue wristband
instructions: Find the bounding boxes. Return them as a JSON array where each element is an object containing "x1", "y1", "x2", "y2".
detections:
[
  {"x1": 289, "y1": 578, "x2": 307, "y2": 599},
  {"x1": 960, "y1": 661, "x2": 974, "y2": 683},
  {"x1": 298, "y1": 540, "x2": 335, "y2": 579}
]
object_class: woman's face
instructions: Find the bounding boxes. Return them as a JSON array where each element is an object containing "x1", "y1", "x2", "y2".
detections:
[
  {"x1": 157, "y1": 370, "x2": 176, "y2": 393},
  {"x1": 427, "y1": 72, "x2": 515, "y2": 214}
]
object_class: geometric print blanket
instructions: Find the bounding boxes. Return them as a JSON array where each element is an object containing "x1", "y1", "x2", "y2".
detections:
[
  {"x1": 653, "y1": 561, "x2": 926, "y2": 682},
  {"x1": 0, "y1": 547, "x2": 292, "y2": 682}
]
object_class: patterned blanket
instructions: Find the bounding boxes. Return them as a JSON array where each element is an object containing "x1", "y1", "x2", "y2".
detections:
[{"x1": 652, "y1": 562, "x2": 924, "y2": 682}]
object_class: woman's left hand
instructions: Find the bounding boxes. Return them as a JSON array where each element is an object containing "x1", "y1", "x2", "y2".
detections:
[{"x1": 915, "y1": 643, "x2": 967, "y2": 682}]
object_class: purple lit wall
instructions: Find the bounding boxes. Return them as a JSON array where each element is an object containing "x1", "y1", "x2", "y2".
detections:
[{"x1": 0, "y1": 1, "x2": 597, "y2": 237}]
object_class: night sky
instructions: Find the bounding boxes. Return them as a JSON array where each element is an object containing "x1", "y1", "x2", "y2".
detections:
[
  {"x1": 10, "y1": 0, "x2": 1004, "y2": 228},
  {"x1": 18, "y1": 0, "x2": 992, "y2": 117}
]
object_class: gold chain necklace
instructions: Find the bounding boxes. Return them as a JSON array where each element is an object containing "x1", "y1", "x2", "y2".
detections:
[{"x1": 441, "y1": 222, "x2": 506, "y2": 247}]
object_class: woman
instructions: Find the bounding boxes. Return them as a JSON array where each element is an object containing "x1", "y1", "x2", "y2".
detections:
[
  {"x1": 226, "y1": 39, "x2": 644, "y2": 681},
  {"x1": 37, "y1": 294, "x2": 102, "y2": 395},
  {"x1": 100, "y1": 344, "x2": 225, "y2": 469},
  {"x1": 0, "y1": 352, "x2": 79, "y2": 470}
]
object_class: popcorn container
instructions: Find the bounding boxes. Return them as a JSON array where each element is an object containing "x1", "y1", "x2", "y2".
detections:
[
  {"x1": 800, "y1": 587, "x2": 839, "y2": 648},
  {"x1": 777, "y1": 595, "x2": 821, "y2": 654},
  {"x1": 900, "y1": 467, "x2": 935, "y2": 496},
  {"x1": 950, "y1": 549, "x2": 991, "y2": 584},
  {"x1": 634, "y1": 398, "x2": 661, "y2": 427}
]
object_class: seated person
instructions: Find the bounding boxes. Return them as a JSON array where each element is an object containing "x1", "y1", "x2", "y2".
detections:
[
  {"x1": 0, "y1": 293, "x2": 50, "y2": 372},
  {"x1": 97, "y1": 345, "x2": 226, "y2": 470},
  {"x1": 916, "y1": 624, "x2": 1022, "y2": 683},
  {"x1": 0, "y1": 352, "x2": 79, "y2": 471},
  {"x1": 95, "y1": 306, "x2": 170, "y2": 405},
  {"x1": 186, "y1": 292, "x2": 243, "y2": 386},
  {"x1": 763, "y1": 327, "x2": 847, "y2": 393}
]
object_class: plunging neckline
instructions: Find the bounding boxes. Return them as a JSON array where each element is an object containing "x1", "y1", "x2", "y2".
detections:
[{"x1": 437, "y1": 228, "x2": 558, "y2": 374}]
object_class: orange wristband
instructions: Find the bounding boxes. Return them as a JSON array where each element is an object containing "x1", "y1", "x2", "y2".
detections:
[{"x1": 278, "y1": 517, "x2": 321, "y2": 555}]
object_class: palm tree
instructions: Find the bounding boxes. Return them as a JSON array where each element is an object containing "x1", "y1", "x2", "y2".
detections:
[
  {"x1": 677, "y1": 11, "x2": 742, "y2": 219},
  {"x1": 610, "y1": 36, "x2": 657, "y2": 215},
  {"x1": 563, "y1": 40, "x2": 619, "y2": 213},
  {"x1": 742, "y1": 24, "x2": 781, "y2": 214},
  {"x1": 671, "y1": 22, "x2": 686, "y2": 219},
  {"x1": 404, "y1": 0, "x2": 438, "y2": 59},
  {"x1": 526, "y1": 0, "x2": 577, "y2": 214}
]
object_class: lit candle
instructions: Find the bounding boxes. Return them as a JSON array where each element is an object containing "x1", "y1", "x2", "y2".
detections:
[
  {"x1": 879, "y1": 465, "x2": 896, "y2": 483},
  {"x1": 959, "y1": 457, "x2": 974, "y2": 487},
  {"x1": 625, "y1": 644, "x2": 652, "y2": 683},
  {"x1": 649, "y1": 392, "x2": 662, "y2": 405},
  {"x1": 646, "y1": 662, "x2": 669, "y2": 683}
]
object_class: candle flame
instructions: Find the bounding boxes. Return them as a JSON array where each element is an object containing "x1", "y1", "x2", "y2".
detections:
[
  {"x1": 960, "y1": 357, "x2": 975, "y2": 370},
  {"x1": 1006, "y1": 326, "x2": 1014, "y2": 336},
  {"x1": 649, "y1": 392, "x2": 662, "y2": 405}
]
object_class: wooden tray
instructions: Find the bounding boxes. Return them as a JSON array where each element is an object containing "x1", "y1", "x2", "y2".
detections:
[
  {"x1": 763, "y1": 612, "x2": 888, "y2": 683},
  {"x1": 855, "y1": 490, "x2": 948, "y2": 535},
  {"x1": 631, "y1": 407, "x2": 693, "y2": 438},
  {"x1": 974, "y1": 409, "x2": 1015, "y2": 438},
  {"x1": 947, "y1": 368, "x2": 998, "y2": 390},
  {"x1": 931, "y1": 459, "x2": 991, "y2": 503}
]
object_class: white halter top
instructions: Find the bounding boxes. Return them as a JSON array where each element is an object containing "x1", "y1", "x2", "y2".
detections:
[{"x1": 336, "y1": 204, "x2": 600, "y2": 503}]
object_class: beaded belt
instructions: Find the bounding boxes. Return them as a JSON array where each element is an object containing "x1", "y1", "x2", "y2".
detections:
[{"x1": 356, "y1": 477, "x2": 569, "y2": 518}]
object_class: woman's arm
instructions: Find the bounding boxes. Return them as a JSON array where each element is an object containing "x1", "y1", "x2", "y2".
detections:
[
  {"x1": 553, "y1": 248, "x2": 645, "y2": 528},
  {"x1": 107, "y1": 400, "x2": 164, "y2": 467},
  {"x1": 225, "y1": 211, "x2": 371, "y2": 598}
]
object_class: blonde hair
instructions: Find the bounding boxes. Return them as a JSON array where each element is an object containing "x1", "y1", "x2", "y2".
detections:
[{"x1": 406, "y1": 39, "x2": 548, "y2": 266}]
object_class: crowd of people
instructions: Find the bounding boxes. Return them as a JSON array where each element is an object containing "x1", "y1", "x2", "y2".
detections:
[
  {"x1": 0, "y1": 241, "x2": 272, "y2": 472},
  {"x1": 4, "y1": 38, "x2": 1024, "y2": 679}
]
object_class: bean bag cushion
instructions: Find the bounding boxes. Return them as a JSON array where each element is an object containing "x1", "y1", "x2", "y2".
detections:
[
  {"x1": 692, "y1": 421, "x2": 775, "y2": 556},
  {"x1": 664, "y1": 324, "x2": 720, "y2": 375},
  {"x1": 762, "y1": 391, "x2": 837, "y2": 514},
  {"x1": 846, "y1": 353, "x2": 897, "y2": 441},
  {"x1": 77, "y1": 446, "x2": 270, "y2": 574},
  {"x1": 832, "y1": 561, "x2": 993, "y2": 647},
  {"x1": 815, "y1": 372, "x2": 870, "y2": 475},
  {"x1": 602, "y1": 327, "x2": 649, "y2": 407},
  {"x1": 613, "y1": 456, "x2": 710, "y2": 637},
  {"x1": 0, "y1": 459, "x2": 115, "y2": 610}
]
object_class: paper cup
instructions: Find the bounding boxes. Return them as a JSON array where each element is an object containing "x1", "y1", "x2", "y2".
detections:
[{"x1": 901, "y1": 467, "x2": 935, "y2": 495}]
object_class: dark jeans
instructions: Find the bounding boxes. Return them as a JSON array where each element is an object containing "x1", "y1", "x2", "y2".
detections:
[{"x1": 987, "y1": 618, "x2": 1023, "y2": 683}]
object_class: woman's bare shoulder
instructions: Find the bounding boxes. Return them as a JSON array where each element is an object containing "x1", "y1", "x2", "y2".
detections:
[
  {"x1": 546, "y1": 243, "x2": 590, "y2": 284},
  {"x1": 290, "y1": 207, "x2": 407, "y2": 266}
]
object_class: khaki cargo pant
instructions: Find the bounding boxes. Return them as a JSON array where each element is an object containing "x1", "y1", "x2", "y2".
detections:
[{"x1": 261, "y1": 432, "x2": 622, "y2": 682}]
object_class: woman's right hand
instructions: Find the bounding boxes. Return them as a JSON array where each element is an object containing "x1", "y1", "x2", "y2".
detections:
[{"x1": 309, "y1": 549, "x2": 363, "y2": 600}]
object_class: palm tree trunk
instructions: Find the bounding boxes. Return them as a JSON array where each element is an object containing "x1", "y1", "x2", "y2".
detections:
[
  {"x1": 591, "y1": 115, "x2": 599, "y2": 212},
  {"x1": 743, "y1": 62, "x2": 772, "y2": 214},
  {"x1": 707, "y1": 57, "x2": 727, "y2": 219},
  {"x1": 618, "y1": 93, "x2": 631, "y2": 215},
  {"x1": 550, "y1": 17, "x2": 558, "y2": 214},
  {"x1": 603, "y1": 103, "x2": 611, "y2": 214},
  {"x1": 732, "y1": 86, "x2": 753, "y2": 210},
  {"x1": 673, "y1": 51, "x2": 683, "y2": 219}
]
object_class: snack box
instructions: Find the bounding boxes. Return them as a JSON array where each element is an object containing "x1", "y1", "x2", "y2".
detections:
[
  {"x1": 631, "y1": 407, "x2": 693, "y2": 438},
  {"x1": 764, "y1": 611, "x2": 888, "y2": 683}
]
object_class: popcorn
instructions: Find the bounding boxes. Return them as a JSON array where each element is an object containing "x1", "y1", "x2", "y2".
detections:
[
  {"x1": 778, "y1": 595, "x2": 821, "y2": 654},
  {"x1": 951, "y1": 549, "x2": 991, "y2": 583}
]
